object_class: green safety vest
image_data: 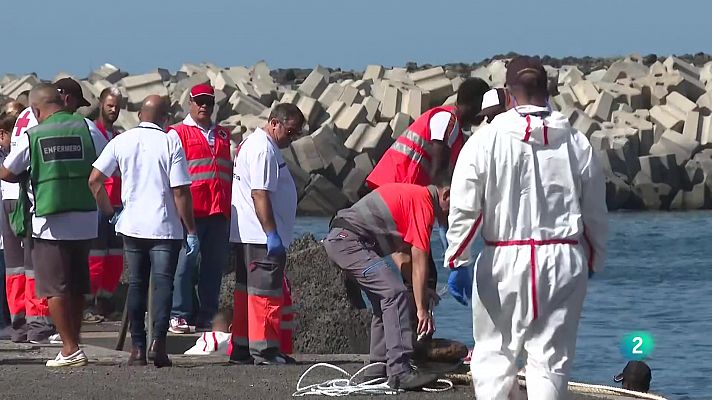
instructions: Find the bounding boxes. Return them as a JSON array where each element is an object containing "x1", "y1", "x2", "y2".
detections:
[
  {"x1": 11, "y1": 112, "x2": 98, "y2": 235},
  {"x1": 24, "y1": 111, "x2": 97, "y2": 218}
]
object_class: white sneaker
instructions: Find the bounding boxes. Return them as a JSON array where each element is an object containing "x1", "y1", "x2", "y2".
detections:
[
  {"x1": 168, "y1": 317, "x2": 190, "y2": 334},
  {"x1": 29, "y1": 333, "x2": 62, "y2": 345},
  {"x1": 46, "y1": 349, "x2": 88, "y2": 367}
]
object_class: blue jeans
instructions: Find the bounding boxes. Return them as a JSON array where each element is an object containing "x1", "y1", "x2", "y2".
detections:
[
  {"x1": 171, "y1": 215, "x2": 228, "y2": 326},
  {"x1": 124, "y1": 236, "x2": 181, "y2": 348}
]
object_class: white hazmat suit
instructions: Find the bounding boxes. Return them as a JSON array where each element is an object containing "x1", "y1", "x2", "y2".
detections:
[{"x1": 445, "y1": 105, "x2": 608, "y2": 399}]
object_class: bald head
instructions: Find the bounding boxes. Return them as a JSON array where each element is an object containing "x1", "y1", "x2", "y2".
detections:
[
  {"x1": 29, "y1": 83, "x2": 64, "y2": 123},
  {"x1": 139, "y1": 95, "x2": 169, "y2": 127}
]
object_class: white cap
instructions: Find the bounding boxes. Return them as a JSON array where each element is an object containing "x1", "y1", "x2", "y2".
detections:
[{"x1": 481, "y1": 88, "x2": 502, "y2": 109}]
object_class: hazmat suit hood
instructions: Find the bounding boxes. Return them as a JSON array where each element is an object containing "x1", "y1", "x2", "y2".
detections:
[{"x1": 494, "y1": 105, "x2": 573, "y2": 146}]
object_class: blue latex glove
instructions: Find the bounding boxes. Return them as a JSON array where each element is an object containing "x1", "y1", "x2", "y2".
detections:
[
  {"x1": 185, "y1": 234, "x2": 200, "y2": 259},
  {"x1": 448, "y1": 266, "x2": 473, "y2": 306},
  {"x1": 108, "y1": 210, "x2": 122, "y2": 225},
  {"x1": 266, "y1": 230, "x2": 285, "y2": 257}
]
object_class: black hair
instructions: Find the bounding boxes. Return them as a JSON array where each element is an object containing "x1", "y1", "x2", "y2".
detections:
[
  {"x1": 456, "y1": 77, "x2": 490, "y2": 107},
  {"x1": 0, "y1": 112, "x2": 17, "y2": 132}
]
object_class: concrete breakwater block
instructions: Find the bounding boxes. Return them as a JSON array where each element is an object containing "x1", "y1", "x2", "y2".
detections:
[{"x1": 6, "y1": 54, "x2": 712, "y2": 212}]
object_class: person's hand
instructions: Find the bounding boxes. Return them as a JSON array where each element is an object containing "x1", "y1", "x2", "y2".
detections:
[
  {"x1": 416, "y1": 309, "x2": 435, "y2": 337},
  {"x1": 108, "y1": 210, "x2": 122, "y2": 225},
  {"x1": 266, "y1": 230, "x2": 285, "y2": 256},
  {"x1": 448, "y1": 266, "x2": 472, "y2": 306},
  {"x1": 186, "y1": 234, "x2": 200, "y2": 259}
]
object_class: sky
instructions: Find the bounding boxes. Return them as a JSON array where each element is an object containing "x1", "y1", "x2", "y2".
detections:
[{"x1": 3, "y1": 0, "x2": 711, "y2": 80}]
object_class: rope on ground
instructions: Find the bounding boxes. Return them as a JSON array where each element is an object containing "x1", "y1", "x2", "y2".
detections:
[
  {"x1": 445, "y1": 371, "x2": 668, "y2": 400},
  {"x1": 292, "y1": 362, "x2": 453, "y2": 397},
  {"x1": 565, "y1": 381, "x2": 669, "y2": 400}
]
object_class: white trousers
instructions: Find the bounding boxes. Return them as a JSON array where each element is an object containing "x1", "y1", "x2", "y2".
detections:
[{"x1": 470, "y1": 243, "x2": 588, "y2": 400}]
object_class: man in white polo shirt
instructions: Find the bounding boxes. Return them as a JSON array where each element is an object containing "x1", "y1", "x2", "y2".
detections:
[
  {"x1": 89, "y1": 95, "x2": 199, "y2": 368},
  {"x1": 229, "y1": 103, "x2": 304, "y2": 365}
]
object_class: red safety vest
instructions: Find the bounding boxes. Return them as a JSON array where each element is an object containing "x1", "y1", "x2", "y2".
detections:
[
  {"x1": 95, "y1": 120, "x2": 122, "y2": 207},
  {"x1": 366, "y1": 105, "x2": 464, "y2": 189},
  {"x1": 171, "y1": 123, "x2": 232, "y2": 218}
]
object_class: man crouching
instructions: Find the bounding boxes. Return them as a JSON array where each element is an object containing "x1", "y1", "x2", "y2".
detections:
[{"x1": 324, "y1": 183, "x2": 449, "y2": 391}]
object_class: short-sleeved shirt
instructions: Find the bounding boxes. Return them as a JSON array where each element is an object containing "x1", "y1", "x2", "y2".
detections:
[
  {"x1": 92, "y1": 122, "x2": 191, "y2": 240},
  {"x1": 174, "y1": 114, "x2": 216, "y2": 146},
  {"x1": 333, "y1": 183, "x2": 437, "y2": 255},
  {"x1": 429, "y1": 111, "x2": 460, "y2": 148},
  {"x1": 3, "y1": 114, "x2": 108, "y2": 240},
  {"x1": 230, "y1": 127, "x2": 297, "y2": 245},
  {"x1": 2, "y1": 107, "x2": 38, "y2": 200}
]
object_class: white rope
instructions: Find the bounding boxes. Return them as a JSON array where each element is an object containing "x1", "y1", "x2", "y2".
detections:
[
  {"x1": 566, "y1": 381, "x2": 669, "y2": 400},
  {"x1": 515, "y1": 372, "x2": 669, "y2": 399},
  {"x1": 292, "y1": 362, "x2": 453, "y2": 397}
]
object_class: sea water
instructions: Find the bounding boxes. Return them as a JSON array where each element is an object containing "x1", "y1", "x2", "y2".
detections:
[{"x1": 293, "y1": 212, "x2": 712, "y2": 399}]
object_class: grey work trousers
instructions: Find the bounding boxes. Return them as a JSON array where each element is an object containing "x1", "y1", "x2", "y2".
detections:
[{"x1": 323, "y1": 227, "x2": 413, "y2": 377}]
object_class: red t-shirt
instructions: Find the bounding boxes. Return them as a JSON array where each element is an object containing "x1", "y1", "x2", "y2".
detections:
[{"x1": 377, "y1": 184, "x2": 435, "y2": 252}]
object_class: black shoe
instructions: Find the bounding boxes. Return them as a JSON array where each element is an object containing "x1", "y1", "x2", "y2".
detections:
[
  {"x1": 253, "y1": 353, "x2": 296, "y2": 365},
  {"x1": 128, "y1": 345, "x2": 148, "y2": 366},
  {"x1": 360, "y1": 363, "x2": 387, "y2": 383},
  {"x1": 150, "y1": 339, "x2": 172, "y2": 368},
  {"x1": 0, "y1": 326, "x2": 12, "y2": 341},
  {"x1": 387, "y1": 367, "x2": 438, "y2": 391},
  {"x1": 228, "y1": 354, "x2": 254, "y2": 365}
]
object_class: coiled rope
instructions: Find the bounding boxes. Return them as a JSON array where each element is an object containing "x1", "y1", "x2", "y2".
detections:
[
  {"x1": 292, "y1": 362, "x2": 454, "y2": 397},
  {"x1": 445, "y1": 372, "x2": 669, "y2": 400}
]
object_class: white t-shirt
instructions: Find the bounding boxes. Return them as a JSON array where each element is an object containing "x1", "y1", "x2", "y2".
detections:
[
  {"x1": 230, "y1": 127, "x2": 297, "y2": 246},
  {"x1": 3, "y1": 113, "x2": 108, "y2": 240},
  {"x1": 2, "y1": 107, "x2": 38, "y2": 200},
  {"x1": 93, "y1": 122, "x2": 191, "y2": 240},
  {"x1": 429, "y1": 111, "x2": 460, "y2": 148},
  {"x1": 170, "y1": 114, "x2": 216, "y2": 146}
]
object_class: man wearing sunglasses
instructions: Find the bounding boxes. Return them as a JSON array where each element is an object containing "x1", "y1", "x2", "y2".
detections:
[
  {"x1": 168, "y1": 84, "x2": 232, "y2": 334},
  {"x1": 229, "y1": 103, "x2": 305, "y2": 365}
]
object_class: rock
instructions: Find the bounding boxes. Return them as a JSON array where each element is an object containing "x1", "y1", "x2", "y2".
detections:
[
  {"x1": 298, "y1": 67, "x2": 329, "y2": 99},
  {"x1": 218, "y1": 235, "x2": 371, "y2": 354},
  {"x1": 413, "y1": 338, "x2": 468, "y2": 363},
  {"x1": 344, "y1": 122, "x2": 393, "y2": 163},
  {"x1": 410, "y1": 67, "x2": 453, "y2": 107},
  {"x1": 649, "y1": 129, "x2": 700, "y2": 166},
  {"x1": 120, "y1": 71, "x2": 169, "y2": 111},
  {"x1": 88, "y1": 63, "x2": 127, "y2": 84},
  {"x1": 606, "y1": 172, "x2": 642, "y2": 210},
  {"x1": 298, "y1": 175, "x2": 350, "y2": 216},
  {"x1": 363, "y1": 65, "x2": 385, "y2": 82},
  {"x1": 334, "y1": 104, "x2": 367, "y2": 139}
]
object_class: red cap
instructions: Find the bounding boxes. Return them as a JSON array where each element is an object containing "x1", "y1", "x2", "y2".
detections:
[{"x1": 190, "y1": 84, "x2": 215, "y2": 98}]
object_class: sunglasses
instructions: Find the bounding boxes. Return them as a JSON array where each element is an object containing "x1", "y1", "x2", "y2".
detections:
[
  {"x1": 280, "y1": 121, "x2": 303, "y2": 139},
  {"x1": 193, "y1": 97, "x2": 215, "y2": 107}
]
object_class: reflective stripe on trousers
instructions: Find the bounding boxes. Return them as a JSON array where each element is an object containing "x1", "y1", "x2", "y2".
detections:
[
  {"x1": 484, "y1": 238, "x2": 579, "y2": 320},
  {"x1": 231, "y1": 243, "x2": 288, "y2": 358}
]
